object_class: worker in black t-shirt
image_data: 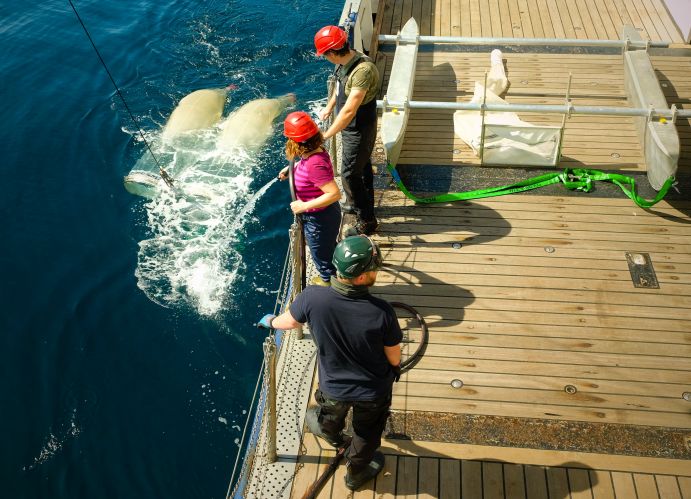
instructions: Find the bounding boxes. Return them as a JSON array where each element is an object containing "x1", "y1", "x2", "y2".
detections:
[{"x1": 258, "y1": 235, "x2": 402, "y2": 490}]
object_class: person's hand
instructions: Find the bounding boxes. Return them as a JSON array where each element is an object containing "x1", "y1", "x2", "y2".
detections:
[
  {"x1": 256, "y1": 313, "x2": 276, "y2": 329},
  {"x1": 392, "y1": 364, "x2": 402, "y2": 382},
  {"x1": 318, "y1": 107, "x2": 331, "y2": 122},
  {"x1": 290, "y1": 200, "x2": 307, "y2": 214},
  {"x1": 278, "y1": 166, "x2": 289, "y2": 181}
]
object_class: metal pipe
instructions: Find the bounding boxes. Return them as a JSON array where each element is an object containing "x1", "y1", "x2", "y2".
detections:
[
  {"x1": 377, "y1": 99, "x2": 691, "y2": 119},
  {"x1": 263, "y1": 336, "x2": 277, "y2": 464},
  {"x1": 378, "y1": 34, "x2": 669, "y2": 48}
]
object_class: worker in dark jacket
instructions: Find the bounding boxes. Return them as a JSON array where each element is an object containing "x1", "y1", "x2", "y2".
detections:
[
  {"x1": 258, "y1": 235, "x2": 402, "y2": 490},
  {"x1": 315, "y1": 25, "x2": 380, "y2": 236}
]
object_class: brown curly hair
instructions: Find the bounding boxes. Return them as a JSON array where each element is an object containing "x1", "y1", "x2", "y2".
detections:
[{"x1": 285, "y1": 132, "x2": 325, "y2": 161}]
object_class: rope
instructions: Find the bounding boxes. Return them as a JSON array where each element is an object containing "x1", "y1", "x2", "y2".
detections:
[
  {"x1": 68, "y1": 0, "x2": 174, "y2": 188},
  {"x1": 386, "y1": 163, "x2": 676, "y2": 209}
]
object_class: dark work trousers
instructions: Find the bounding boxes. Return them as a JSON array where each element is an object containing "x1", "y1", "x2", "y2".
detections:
[
  {"x1": 300, "y1": 203, "x2": 341, "y2": 281},
  {"x1": 314, "y1": 388, "x2": 391, "y2": 474},
  {"x1": 340, "y1": 99, "x2": 378, "y2": 224}
]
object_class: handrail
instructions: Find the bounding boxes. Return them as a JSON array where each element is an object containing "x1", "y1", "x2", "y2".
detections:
[
  {"x1": 378, "y1": 34, "x2": 669, "y2": 49},
  {"x1": 376, "y1": 98, "x2": 691, "y2": 120}
]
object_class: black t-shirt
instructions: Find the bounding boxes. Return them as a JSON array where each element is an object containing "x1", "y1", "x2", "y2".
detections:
[{"x1": 290, "y1": 286, "x2": 403, "y2": 401}]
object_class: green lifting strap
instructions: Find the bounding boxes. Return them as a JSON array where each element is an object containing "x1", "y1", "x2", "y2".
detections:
[{"x1": 386, "y1": 164, "x2": 676, "y2": 209}]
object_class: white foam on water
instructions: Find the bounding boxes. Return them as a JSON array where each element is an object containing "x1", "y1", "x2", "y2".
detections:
[
  {"x1": 24, "y1": 408, "x2": 80, "y2": 471},
  {"x1": 132, "y1": 127, "x2": 278, "y2": 316}
]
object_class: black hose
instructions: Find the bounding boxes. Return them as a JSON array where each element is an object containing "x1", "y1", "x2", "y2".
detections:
[{"x1": 390, "y1": 302, "x2": 428, "y2": 372}]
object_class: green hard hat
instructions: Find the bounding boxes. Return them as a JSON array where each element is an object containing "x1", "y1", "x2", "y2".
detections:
[{"x1": 332, "y1": 235, "x2": 383, "y2": 278}]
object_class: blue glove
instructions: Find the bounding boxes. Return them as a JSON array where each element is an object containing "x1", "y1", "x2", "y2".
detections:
[{"x1": 257, "y1": 313, "x2": 276, "y2": 329}]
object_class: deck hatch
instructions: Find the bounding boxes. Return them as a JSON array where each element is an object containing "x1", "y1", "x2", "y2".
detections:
[{"x1": 625, "y1": 252, "x2": 659, "y2": 288}]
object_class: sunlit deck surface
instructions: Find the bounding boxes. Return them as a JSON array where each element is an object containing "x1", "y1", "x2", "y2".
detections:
[{"x1": 288, "y1": 1, "x2": 690, "y2": 497}]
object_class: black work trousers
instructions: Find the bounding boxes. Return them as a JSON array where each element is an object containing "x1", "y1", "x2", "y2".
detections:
[
  {"x1": 340, "y1": 116, "x2": 377, "y2": 224},
  {"x1": 314, "y1": 388, "x2": 391, "y2": 474}
]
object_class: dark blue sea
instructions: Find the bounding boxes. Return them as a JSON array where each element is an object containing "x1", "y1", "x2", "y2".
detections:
[{"x1": 1, "y1": 1, "x2": 340, "y2": 497}]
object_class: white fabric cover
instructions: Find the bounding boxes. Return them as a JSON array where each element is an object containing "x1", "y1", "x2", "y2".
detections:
[{"x1": 453, "y1": 51, "x2": 561, "y2": 166}]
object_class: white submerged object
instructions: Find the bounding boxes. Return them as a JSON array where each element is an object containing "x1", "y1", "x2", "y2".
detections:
[
  {"x1": 217, "y1": 94, "x2": 295, "y2": 152},
  {"x1": 381, "y1": 17, "x2": 419, "y2": 167},
  {"x1": 161, "y1": 87, "x2": 230, "y2": 141}
]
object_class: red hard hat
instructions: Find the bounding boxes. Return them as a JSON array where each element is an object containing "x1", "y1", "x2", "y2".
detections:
[
  {"x1": 283, "y1": 112, "x2": 320, "y2": 142},
  {"x1": 314, "y1": 25, "x2": 347, "y2": 56}
]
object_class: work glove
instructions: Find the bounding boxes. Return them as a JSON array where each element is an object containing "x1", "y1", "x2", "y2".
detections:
[
  {"x1": 392, "y1": 364, "x2": 402, "y2": 382},
  {"x1": 256, "y1": 313, "x2": 276, "y2": 330}
]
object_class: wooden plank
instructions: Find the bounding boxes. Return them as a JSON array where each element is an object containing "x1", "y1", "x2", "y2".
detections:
[
  {"x1": 681, "y1": 477, "x2": 691, "y2": 499},
  {"x1": 418, "y1": 458, "x2": 439, "y2": 499},
  {"x1": 526, "y1": 0, "x2": 544, "y2": 37},
  {"x1": 397, "y1": 456, "x2": 418, "y2": 498},
  {"x1": 404, "y1": 369, "x2": 690, "y2": 400},
  {"x1": 508, "y1": 0, "x2": 523, "y2": 36},
  {"x1": 591, "y1": 0, "x2": 617, "y2": 39},
  {"x1": 390, "y1": 395, "x2": 691, "y2": 428},
  {"x1": 439, "y1": 459, "x2": 461, "y2": 499},
  {"x1": 555, "y1": 0, "x2": 577, "y2": 39},
  {"x1": 525, "y1": 465, "x2": 549, "y2": 499},
  {"x1": 634, "y1": 473, "x2": 662, "y2": 499},
  {"x1": 374, "y1": 452, "x2": 398, "y2": 497},
  {"x1": 420, "y1": 0, "x2": 432, "y2": 35},
  {"x1": 469, "y1": 0, "x2": 482, "y2": 37},
  {"x1": 590, "y1": 469, "x2": 616, "y2": 499},
  {"x1": 290, "y1": 433, "x2": 323, "y2": 499},
  {"x1": 546, "y1": 467, "x2": 571, "y2": 499},
  {"x1": 568, "y1": 467, "x2": 594, "y2": 499},
  {"x1": 462, "y1": 460, "x2": 483, "y2": 497},
  {"x1": 459, "y1": 0, "x2": 471, "y2": 37},
  {"x1": 488, "y1": 0, "x2": 503, "y2": 37},
  {"x1": 497, "y1": 0, "x2": 513, "y2": 36},
  {"x1": 631, "y1": 0, "x2": 661, "y2": 41},
  {"x1": 517, "y1": 0, "x2": 535, "y2": 37},
  {"x1": 655, "y1": 475, "x2": 683, "y2": 499},
  {"x1": 393, "y1": 382, "x2": 691, "y2": 418},
  {"x1": 483, "y1": 461, "x2": 505, "y2": 499},
  {"x1": 611, "y1": 471, "x2": 638, "y2": 498},
  {"x1": 413, "y1": 353, "x2": 691, "y2": 386},
  {"x1": 534, "y1": 0, "x2": 555, "y2": 38},
  {"x1": 504, "y1": 463, "x2": 526, "y2": 499},
  {"x1": 382, "y1": 440, "x2": 691, "y2": 476},
  {"x1": 574, "y1": 0, "x2": 598, "y2": 39},
  {"x1": 584, "y1": 0, "x2": 609, "y2": 38},
  {"x1": 315, "y1": 448, "x2": 337, "y2": 499}
]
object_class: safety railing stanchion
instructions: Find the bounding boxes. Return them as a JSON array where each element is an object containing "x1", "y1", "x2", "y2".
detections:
[
  {"x1": 263, "y1": 335, "x2": 278, "y2": 464},
  {"x1": 289, "y1": 222, "x2": 304, "y2": 340}
]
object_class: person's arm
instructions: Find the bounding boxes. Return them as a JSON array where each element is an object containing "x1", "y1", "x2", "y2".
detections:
[
  {"x1": 384, "y1": 344, "x2": 401, "y2": 367},
  {"x1": 290, "y1": 180, "x2": 341, "y2": 214},
  {"x1": 265, "y1": 309, "x2": 301, "y2": 330},
  {"x1": 322, "y1": 87, "x2": 366, "y2": 140},
  {"x1": 318, "y1": 93, "x2": 337, "y2": 122}
]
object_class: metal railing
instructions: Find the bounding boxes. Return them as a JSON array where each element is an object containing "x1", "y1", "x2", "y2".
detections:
[{"x1": 378, "y1": 33, "x2": 670, "y2": 49}]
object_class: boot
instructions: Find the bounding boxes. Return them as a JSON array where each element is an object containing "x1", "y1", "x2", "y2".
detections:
[
  {"x1": 345, "y1": 451, "x2": 385, "y2": 490},
  {"x1": 304, "y1": 407, "x2": 344, "y2": 448}
]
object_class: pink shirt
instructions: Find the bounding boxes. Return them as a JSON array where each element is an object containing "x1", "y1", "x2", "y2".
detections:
[{"x1": 294, "y1": 151, "x2": 335, "y2": 213}]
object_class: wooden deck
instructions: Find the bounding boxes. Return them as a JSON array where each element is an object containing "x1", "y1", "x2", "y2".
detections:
[
  {"x1": 292, "y1": 436, "x2": 691, "y2": 498},
  {"x1": 286, "y1": 1, "x2": 691, "y2": 497},
  {"x1": 373, "y1": 0, "x2": 691, "y2": 173},
  {"x1": 289, "y1": 192, "x2": 691, "y2": 499},
  {"x1": 374, "y1": 191, "x2": 691, "y2": 428},
  {"x1": 378, "y1": 0, "x2": 685, "y2": 42}
]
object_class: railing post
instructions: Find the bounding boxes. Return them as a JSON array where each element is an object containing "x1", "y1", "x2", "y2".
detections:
[
  {"x1": 289, "y1": 222, "x2": 304, "y2": 340},
  {"x1": 263, "y1": 335, "x2": 277, "y2": 463}
]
